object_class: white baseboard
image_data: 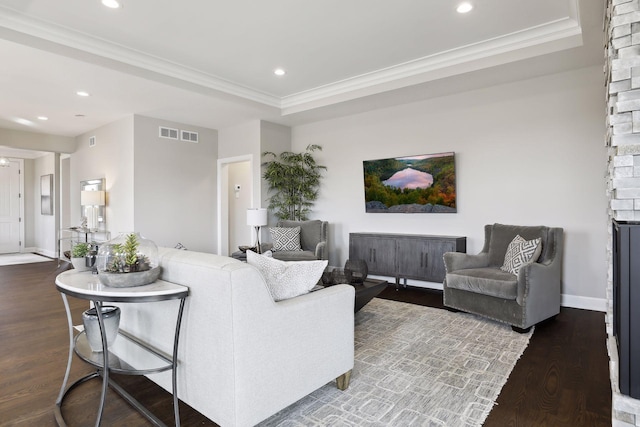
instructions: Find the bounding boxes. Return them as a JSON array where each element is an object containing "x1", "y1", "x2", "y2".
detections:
[
  {"x1": 361, "y1": 274, "x2": 607, "y2": 312},
  {"x1": 27, "y1": 247, "x2": 56, "y2": 258},
  {"x1": 561, "y1": 294, "x2": 607, "y2": 312}
]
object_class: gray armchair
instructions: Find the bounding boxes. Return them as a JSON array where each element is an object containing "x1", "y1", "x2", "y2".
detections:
[
  {"x1": 264, "y1": 219, "x2": 328, "y2": 261},
  {"x1": 443, "y1": 223, "x2": 563, "y2": 332}
]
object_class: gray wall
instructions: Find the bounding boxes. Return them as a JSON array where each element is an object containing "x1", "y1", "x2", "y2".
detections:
[
  {"x1": 72, "y1": 116, "x2": 135, "y2": 234},
  {"x1": 133, "y1": 115, "x2": 218, "y2": 252},
  {"x1": 291, "y1": 65, "x2": 607, "y2": 310}
]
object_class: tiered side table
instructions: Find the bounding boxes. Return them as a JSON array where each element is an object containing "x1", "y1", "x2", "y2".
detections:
[{"x1": 54, "y1": 270, "x2": 188, "y2": 427}]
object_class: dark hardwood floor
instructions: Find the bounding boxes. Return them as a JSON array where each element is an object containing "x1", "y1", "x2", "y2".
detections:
[{"x1": 0, "y1": 261, "x2": 611, "y2": 426}]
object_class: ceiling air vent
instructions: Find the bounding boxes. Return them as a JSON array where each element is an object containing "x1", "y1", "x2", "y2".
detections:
[
  {"x1": 89, "y1": 136, "x2": 96, "y2": 147},
  {"x1": 181, "y1": 130, "x2": 199, "y2": 143},
  {"x1": 159, "y1": 126, "x2": 179, "y2": 140}
]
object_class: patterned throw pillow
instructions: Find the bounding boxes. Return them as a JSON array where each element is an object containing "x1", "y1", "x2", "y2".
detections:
[
  {"x1": 269, "y1": 227, "x2": 302, "y2": 251},
  {"x1": 246, "y1": 250, "x2": 327, "y2": 301},
  {"x1": 500, "y1": 235, "x2": 542, "y2": 275}
]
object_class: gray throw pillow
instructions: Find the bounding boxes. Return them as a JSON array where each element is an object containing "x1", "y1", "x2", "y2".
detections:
[{"x1": 269, "y1": 227, "x2": 302, "y2": 251}]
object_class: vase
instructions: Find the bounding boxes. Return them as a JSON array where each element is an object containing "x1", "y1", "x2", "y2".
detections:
[
  {"x1": 82, "y1": 305, "x2": 121, "y2": 352},
  {"x1": 331, "y1": 268, "x2": 353, "y2": 285},
  {"x1": 345, "y1": 259, "x2": 368, "y2": 283},
  {"x1": 96, "y1": 232, "x2": 160, "y2": 287}
]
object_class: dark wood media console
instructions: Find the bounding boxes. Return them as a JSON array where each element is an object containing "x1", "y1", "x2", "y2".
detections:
[
  {"x1": 349, "y1": 233, "x2": 466, "y2": 287},
  {"x1": 613, "y1": 220, "x2": 640, "y2": 399}
]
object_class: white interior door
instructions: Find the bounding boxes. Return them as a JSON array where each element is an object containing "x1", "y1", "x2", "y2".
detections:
[{"x1": 0, "y1": 159, "x2": 21, "y2": 253}]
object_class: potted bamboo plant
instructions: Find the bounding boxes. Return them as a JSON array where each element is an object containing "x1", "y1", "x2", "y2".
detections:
[{"x1": 262, "y1": 144, "x2": 326, "y2": 221}]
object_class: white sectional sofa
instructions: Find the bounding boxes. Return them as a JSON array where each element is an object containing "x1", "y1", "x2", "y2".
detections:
[{"x1": 115, "y1": 247, "x2": 355, "y2": 427}]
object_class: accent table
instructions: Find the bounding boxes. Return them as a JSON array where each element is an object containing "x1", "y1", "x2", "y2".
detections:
[{"x1": 54, "y1": 270, "x2": 189, "y2": 427}]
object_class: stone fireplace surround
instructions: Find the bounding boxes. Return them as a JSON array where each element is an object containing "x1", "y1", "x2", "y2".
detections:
[{"x1": 606, "y1": 1, "x2": 640, "y2": 425}]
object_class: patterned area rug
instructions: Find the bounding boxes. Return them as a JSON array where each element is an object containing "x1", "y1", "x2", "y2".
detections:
[
  {"x1": 260, "y1": 298, "x2": 532, "y2": 427},
  {"x1": 0, "y1": 253, "x2": 52, "y2": 266}
]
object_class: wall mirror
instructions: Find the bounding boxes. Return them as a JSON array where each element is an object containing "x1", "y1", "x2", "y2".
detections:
[{"x1": 80, "y1": 178, "x2": 106, "y2": 231}]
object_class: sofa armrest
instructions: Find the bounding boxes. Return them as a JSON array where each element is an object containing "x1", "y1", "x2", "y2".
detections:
[
  {"x1": 315, "y1": 241, "x2": 327, "y2": 260},
  {"x1": 232, "y1": 284, "x2": 354, "y2": 424},
  {"x1": 444, "y1": 252, "x2": 489, "y2": 273}
]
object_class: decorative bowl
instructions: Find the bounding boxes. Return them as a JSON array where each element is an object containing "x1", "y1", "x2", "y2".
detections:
[{"x1": 98, "y1": 266, "x2": 161, "y2": 288}]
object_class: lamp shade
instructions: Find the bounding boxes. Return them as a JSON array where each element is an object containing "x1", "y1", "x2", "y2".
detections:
[
  {"x1": 246, "y1": 208, "x2": 268, "y2": 227},
  {"x1": 81, "y1": 190, "x2": 105, "y2": 206}
]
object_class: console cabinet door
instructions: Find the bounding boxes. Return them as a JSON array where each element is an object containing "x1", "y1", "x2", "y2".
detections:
[
  {"x1": 394, "y1": 239, "x2": 454, "y2": 282},
  {"x1": 426, "y1": 240, "x2": 456, "y2": 282},
  {"x1": 349, "y1": 236, "x2": 396, "y2": 276},
  {"x1": 396, "y1": 239, "x2": 432, "y2": 280}
]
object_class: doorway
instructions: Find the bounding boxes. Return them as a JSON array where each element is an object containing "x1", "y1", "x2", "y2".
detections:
[
  {"x1": 217, "y1": 155, "x2": 254, "y2": 256},
  {"x1": 0, "y1": 158, "x2": 24, "y2": 254}
]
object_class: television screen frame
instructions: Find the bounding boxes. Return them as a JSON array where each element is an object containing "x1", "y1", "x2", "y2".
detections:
[{"x1": 363, "y1": 152, "x2": 457, "y2": 213}]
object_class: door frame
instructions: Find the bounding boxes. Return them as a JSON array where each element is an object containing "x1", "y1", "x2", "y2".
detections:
[{"x1": 216, "y1": 154, "x2": 254, "y2": 256}]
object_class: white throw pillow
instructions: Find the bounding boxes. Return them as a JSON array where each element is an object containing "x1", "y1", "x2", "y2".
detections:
[
  {"x1": 269, "y1": 227, "x2": 302, "y2": 251},
  {"x1": 500, "y1": 235, "x2": 542, "y2": 275},
  {"x1": 246, "y1": 250, "x2": 327, "y2": 301}
]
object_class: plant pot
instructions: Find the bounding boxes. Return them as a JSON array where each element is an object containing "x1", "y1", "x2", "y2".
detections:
[
  {"x1": 97, "y1": 266, "x2": 162, "y2": 288},
  {"x1": 71, "y1": 257, "x2": 91, "y2": 272},
  {"x1": 82, "y1": 306, "x2": 121, "y2": 352}
]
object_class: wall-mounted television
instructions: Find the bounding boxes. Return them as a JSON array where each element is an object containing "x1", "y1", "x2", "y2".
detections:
[{"x1": 363, "y1": 152, "x2": 456, "y2": 213}]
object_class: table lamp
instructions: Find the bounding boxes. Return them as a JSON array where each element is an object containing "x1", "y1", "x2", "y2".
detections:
[
  {"x1": 246, "y1": 208, "x2": 268, "y2": 254},
  {"x1": 81, "y1": 190, "x2": 106, "y2": 231}
]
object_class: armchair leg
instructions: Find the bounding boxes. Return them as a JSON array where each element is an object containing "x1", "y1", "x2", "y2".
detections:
[
  {"x1": 511, "y1": 325, "x2": 532, "y2": 334},
  {"x1": 336, "y1": 370, "x2": 352, "y2": 390}
]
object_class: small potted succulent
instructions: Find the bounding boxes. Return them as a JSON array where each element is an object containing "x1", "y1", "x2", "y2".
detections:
[
  {"x1": 70, "y1": 242, "x2": 91, "y2": 271},
  {"x1": 96, "y1": 232, "x2": 160, "y2": 287}
]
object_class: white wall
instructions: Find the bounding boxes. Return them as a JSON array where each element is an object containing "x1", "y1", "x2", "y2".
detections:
[
  {"x1": 218, "y1": 120, "x2": 291, "y2": 249},
  {"x1": 133, "y1": 115, "x2": 218, "y2": 252},
  {"x1": 291, "y1": 65, "x2": 607, "y2": 309},
  {"x1": 72, "y1": 116, "x2": 135, "y2": 234}
]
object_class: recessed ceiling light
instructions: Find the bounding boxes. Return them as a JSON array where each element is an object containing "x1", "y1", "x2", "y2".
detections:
[
  {"x1": 456, "y1": 2, "x2": 473, "y2": 13},
  {"x1": 15, "y1": 118, "x2": 33, "y2": 126},
  {"x1": 76, "y1": 91, "x2": 90, "y2": 97},
  {"x1": 75, "y1": 114, "x2": 86, "y2": 117},
  {"x1": 37, "y1": 116, "x2": 48, "y2": 121},
  {"x1": 101, "y1": 0, "x2": 121, "y2": 8},
  {"x1": 274, "y1": 68, "x2": 286, "y2": 76}
]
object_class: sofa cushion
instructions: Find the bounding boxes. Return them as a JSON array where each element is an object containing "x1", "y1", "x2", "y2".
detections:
[
  {"x1": 446, "y1": 267, "x2": 518, "y2": 300},
  {"x1": 246, "y1": 250, "x2": 327, "y2": 301},
  {"x1": 500, "y1": 235, "x2": 542, "y2": 275},
  {"x1": 272, "y1": 250, "x2": 317, "y2": 261},
  {"x1": 487, "y1": 223, "x2": 547, "y2": 266},
  {"x1": 270, "y1": 227, "x2": 302, "y2": 252}
]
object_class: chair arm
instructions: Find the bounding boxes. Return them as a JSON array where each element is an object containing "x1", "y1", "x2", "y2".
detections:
[
  {"x1": 315, "y1": 241, "x2": 327, "y2": 260},
  {"x1": 443, "y1": 252, "x2": 489, "y2": 273},
  {"x1": 517, "y1": 257, "x2": 562, "y2": 308}
]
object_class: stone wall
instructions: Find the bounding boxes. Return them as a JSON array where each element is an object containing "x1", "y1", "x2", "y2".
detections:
[{"x1": 606, "y1": 1, "x2": 640, "y2": 425}]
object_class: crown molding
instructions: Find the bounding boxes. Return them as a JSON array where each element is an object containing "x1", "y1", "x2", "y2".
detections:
[
  {"x1": 0, "y1": 5, "x2": 281, "y2": 108},
  {"x1": 0, "y1": 3, "x2": 583, "y2": 116},
  {"x1": 280, "y1": 17, "x2": 583, "y2": 113}
]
